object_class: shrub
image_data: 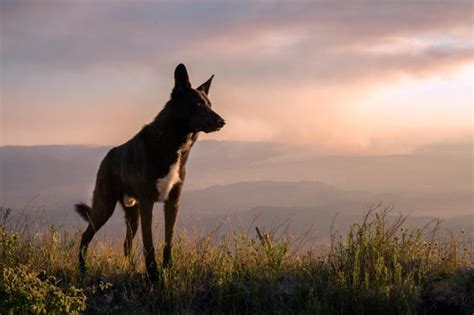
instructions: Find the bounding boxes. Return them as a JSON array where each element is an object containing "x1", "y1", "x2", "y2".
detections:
[{"x1": 0, "y1": 265, "x2": 86, "y2": 314}]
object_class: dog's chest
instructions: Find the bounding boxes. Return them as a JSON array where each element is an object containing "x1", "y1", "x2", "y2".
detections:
[{"x1": 155, "y1": 136, "x2": 193, "y2": 201}]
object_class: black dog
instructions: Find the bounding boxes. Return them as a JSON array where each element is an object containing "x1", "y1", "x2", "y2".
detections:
[{"x1": 75, "y1": 64, "x2": 225, "y2": 279}]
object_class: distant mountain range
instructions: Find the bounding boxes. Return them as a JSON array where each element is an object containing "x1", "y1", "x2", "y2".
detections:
[
  {"x1": 0, "y1": 141, "x2": 472, "y2": 239},
  {"x1": 178, "y1": 181, "x2": 472, "y2": 241},
  {"x1": 198, "y1": 206, "x2": 473, "y2": 242}
]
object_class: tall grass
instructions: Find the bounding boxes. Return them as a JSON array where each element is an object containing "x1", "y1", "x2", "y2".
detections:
[{"x1": 1, "y1": 206, "x2": 472, "y2": 314}]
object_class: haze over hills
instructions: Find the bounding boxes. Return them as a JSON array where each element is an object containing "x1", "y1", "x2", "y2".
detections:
[{"x1": 0, "y1": 140, "x2": 472, "y2": 239}]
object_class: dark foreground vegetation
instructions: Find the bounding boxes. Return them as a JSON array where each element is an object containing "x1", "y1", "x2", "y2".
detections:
[{"x1": 1, "y1": 206, "x2": 472, "y2": 314}]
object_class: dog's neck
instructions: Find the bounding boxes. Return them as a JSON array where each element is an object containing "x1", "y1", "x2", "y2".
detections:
[{"x1": 144, "y1": 102, "x2": 191, "y2": 150}]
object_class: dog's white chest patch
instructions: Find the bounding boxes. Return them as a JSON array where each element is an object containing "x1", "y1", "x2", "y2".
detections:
[
  {"x1": 156, "y1": 136, "x2": 193, "y2": 202},
  {"x1": 156, "y1": 160, "x2": 181, "y2": 202}
]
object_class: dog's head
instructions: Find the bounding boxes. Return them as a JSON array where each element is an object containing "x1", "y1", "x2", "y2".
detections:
[{"x1": 169, "y1": 63, "x2": 225, "y2": 133}]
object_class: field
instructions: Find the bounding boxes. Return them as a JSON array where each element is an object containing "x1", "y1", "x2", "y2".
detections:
[{"x1": 1, "y1": 206, "x2": 472, "y2": 314}]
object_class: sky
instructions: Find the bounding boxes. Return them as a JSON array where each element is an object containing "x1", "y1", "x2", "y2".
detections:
[{"x1": 1, "y1": 0, "x2": 472, "y2": 154}]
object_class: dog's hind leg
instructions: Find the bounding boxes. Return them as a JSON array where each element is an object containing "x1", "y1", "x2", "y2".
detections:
[
  {"x1": 78, "y1": 178, "x2": 118, "y2": 273},
  {"x1": 122, "y1": 203, "x2": 139, "y2": 257},
  {"x1": 79, "y1": 224, "x2": 97, "y2": 273}
]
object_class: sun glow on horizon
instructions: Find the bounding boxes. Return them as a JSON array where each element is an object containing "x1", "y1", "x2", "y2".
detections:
[{"x1": 1, "y1": 1, "x2": 472, "y2": 155}]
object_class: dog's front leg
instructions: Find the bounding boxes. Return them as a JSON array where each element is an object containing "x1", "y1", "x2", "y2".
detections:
[
  {"x1": 163, "y1": 184, "x2": 182, "y2": 268},
  {"x1": 140, "y1": 198, "x2": 158, "y2": 280}
]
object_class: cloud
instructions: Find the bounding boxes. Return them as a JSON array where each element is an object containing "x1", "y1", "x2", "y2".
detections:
[
  {"x1": 184, "y1": 1, "x2": 473, "y2": 85},
  {"x1": 1, "y1": 1, "x2": 472, "y2": 152},
  {"x1": 0, "y1": 1, "x2": 245, "y2": 68},
  {"x1": 2, "y1": 1, "x2": 471, "y2": 73}
]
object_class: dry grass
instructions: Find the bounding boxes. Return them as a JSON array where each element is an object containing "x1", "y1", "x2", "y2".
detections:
[{"x1": 1, "y1": 206, "x2": 472, "y2": 314}]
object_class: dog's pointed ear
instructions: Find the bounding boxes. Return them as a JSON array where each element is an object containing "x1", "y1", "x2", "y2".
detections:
[
  {"x1": 174, "y1": 63, "x2": 191, "y2": 92},
  {"x1": 197, "y1": 75, "x2": 214, "y2": 95}
]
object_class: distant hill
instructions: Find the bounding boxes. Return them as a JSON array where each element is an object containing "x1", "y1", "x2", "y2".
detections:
[
  {"x1": 244, "y1": 206, "x2": 472, "y2": 239},
  {"x1": 186, "y1": 203, "x2": 473, "y2": 243},
  {"x1": 179, "y1": 179, "x2": 472, "y2": 218},
  {"x1": 0, "y1": 142, "x2": 472, "y2": 238},
  {"x1": 181, "y1": 181, "x2": 348, "y2": 214}
]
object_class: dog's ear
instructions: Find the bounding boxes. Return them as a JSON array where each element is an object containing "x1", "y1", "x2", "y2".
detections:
[
  {"x1": 197, "y1": 75, "x2": 214, "y2": 95},
  {"x1": 174, "y1": 63, "x2": 191, "y2": 92}
]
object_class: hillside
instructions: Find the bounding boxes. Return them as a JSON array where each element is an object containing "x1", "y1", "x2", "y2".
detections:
[
  {"x1": 1, "y1": 143, "x2": 472, "y2": 236},
  {"x1": 1, "y1": 207, "x2": 472, "y2": 314},
  {"x1": 1, "y1": 144, "x2": 472, "y2": 313},
  {"x1": 1, "y1": 141, "x2": 472, "y2": 202}
]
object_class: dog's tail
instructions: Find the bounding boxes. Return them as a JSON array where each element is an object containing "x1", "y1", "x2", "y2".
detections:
[{"x1": 74, "y1": 202, "x2": 92, "y2": 222}]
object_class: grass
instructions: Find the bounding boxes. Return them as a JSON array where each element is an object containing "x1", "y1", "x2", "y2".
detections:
[{"x1": 0, "y1": 206, "x2": 472, "y2": 314}]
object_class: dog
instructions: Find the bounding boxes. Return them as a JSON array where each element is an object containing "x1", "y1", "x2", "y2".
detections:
[{"x1": 75, "y1": 64, "x2": 225, "y2": 279}]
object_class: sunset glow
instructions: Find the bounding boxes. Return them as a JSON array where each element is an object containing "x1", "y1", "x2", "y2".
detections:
[{"x1": 1, "y1": 1, "x2": 472, "y2": 154}]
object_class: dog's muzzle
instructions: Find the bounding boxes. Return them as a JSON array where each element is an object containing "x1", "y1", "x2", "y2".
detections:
[
  {"x1": 203, "y1": 117, "x2": 225, "y2": 133},
  {"x1": 214, "y1": 117, "x2": 226, "y2": 131}
]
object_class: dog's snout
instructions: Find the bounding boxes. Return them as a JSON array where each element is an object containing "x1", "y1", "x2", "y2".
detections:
[
  {"x1": 210, "y1": 110, "x2": 225, "y2": 126},
  {"x1": 217, "y1": 117, "x2": 225, "y2": 126},
  {"x1": 199, "y1": 109, "x2": 225, "y2": 133}
]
